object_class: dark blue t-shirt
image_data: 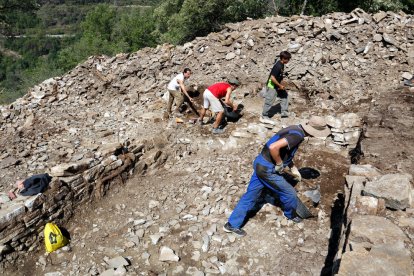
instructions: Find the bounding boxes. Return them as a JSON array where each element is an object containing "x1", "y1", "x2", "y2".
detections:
[{"x1": 264, "y1": 125, "x2": 305, "y2": 165}]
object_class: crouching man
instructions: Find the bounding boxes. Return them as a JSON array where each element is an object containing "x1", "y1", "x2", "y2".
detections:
[{"x1": 224, "y1": 116, "x2": 331, "y2": 236}]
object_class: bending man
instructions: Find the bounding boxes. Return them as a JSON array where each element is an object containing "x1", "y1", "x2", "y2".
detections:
[
  {"x1": 167, "y1": 68, "x2": 193, "y2": 116},
  {"x1": 224, "y1": 116, "x2": 331, "y2": 236},
  {"x1": 198, "y1": 79, "x2": 240, "y2": 134}
]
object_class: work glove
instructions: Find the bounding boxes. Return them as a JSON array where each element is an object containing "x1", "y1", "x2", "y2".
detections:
[
  {"x1": 275, "y1": 162, "x2": 284, "y2": 173},
  {"x1": 290, "y1": 165, "x2": 302, "y2": 182}
]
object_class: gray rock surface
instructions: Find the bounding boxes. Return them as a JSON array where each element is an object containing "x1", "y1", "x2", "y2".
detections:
[
  {"x1": 363, "y1": 173, "x2": 413, "y2": 210},
  {"x1": 349, "y1": 215, "x2": 408, "y2": 245},
  {"x1": 338, "y1": 242, "x2": 412, "y2": 276}
]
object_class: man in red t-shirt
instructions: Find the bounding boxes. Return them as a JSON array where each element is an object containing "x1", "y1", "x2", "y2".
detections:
[{"x1": 198, "y1": 79, "x2": 240, "y2": 134}]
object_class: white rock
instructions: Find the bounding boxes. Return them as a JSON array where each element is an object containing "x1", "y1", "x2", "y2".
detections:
[
  {"x1": 348, "y1": 164, "x2": 381, "y2": 178},
  {"x1": 373, "y1": 33, "x2": 383, "y2": 42},
  {"x1": 159, "y1": 246, "x2": 179, "y2": 262},
  {"x1": 402, "y1": 72, "x2": 413, "y2": 80},
  {"x1": 341, "y1": 113, "x2": 362, "y2": 128},
  {"x1": 191, "y1": 251, "x2": 201, "y2": 261},
  {"x1": 247, "y1": 39, "x2": 254, "y2": 47},
  {"x1": 231, "y1": 130, "x2": 253, "y2": 138},
  {"x1": 225, "y1": 52, "x2": 236, "y2": 60},
  {"x1": 44, "y1": 273, "x2": 64, "y2": 276},
  {"x1": 325, "y1": 115, "x2": 342, "y2": 128},
  {"x1": 149, "y1": 200, "x2": 159, "y2": 209},
  {"x1": 106, "y1": 256, "x2": 129, "y2": 269},
  {"x1": 202, "y1": 235, "x2": 210, "y2": 252},
  {"x1": 149, "y1": 234, "x2": 162, "y2": 245}
]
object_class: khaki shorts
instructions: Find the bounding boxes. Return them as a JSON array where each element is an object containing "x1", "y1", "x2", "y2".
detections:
[{"x1": 203, "y1": 89, "x2": 224, "y2": 112}]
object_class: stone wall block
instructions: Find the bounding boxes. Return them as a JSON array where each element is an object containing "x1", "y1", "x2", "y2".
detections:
[
  {"x1": 24, "y1": 194, "x2": 45, "y2": 212},
  {"x1": 348, "y1": 164, "x2": 381, "y2": 179},
  {"x1": 50, "y1": 158, "x2": 94, "y2": 177},
  {"x1": 0, "y1": 203, "x2": 26, "y2": 225},
  {"x1": 363, "y1": 173, "x2": 413, "y2": 210}
]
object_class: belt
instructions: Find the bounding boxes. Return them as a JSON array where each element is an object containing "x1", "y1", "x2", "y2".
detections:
[{"x1": 260, "y1": 146, "x2": 275, "y2": 164}]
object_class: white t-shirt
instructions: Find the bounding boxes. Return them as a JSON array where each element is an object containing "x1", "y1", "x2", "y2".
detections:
[{"x1": 167, "y1": 73, "x2": 185, "y2": 91}]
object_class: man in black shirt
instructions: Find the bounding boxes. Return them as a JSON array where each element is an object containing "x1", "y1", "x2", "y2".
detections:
[
  {"x1": 261, "y1": 51, "x2": 291, "y2": 121},
  {"x1": 224, "y1": 116, "x2": 331, "y2": 236}
]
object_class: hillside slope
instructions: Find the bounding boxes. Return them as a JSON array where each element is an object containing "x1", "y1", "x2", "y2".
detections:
[{"x1": 0, "y1": 9, "x2": 413, "y2": 275}]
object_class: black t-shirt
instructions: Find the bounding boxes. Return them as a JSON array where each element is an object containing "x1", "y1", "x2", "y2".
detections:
[{"x1": 269, "y1": 60, "x2": 284, "y2": 84}]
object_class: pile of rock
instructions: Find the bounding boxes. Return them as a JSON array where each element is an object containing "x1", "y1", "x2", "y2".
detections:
[
  {"x1": 1, "y1": 9, "x2": 412, "y2": 188},
  {"x1": 336, "y1": 164, "x2": 413, "y2": 274}
]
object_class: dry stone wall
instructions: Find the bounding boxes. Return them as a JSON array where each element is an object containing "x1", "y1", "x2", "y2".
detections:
[{"x1": 335, "y1": 165, "x2": 413, "y2": 275}]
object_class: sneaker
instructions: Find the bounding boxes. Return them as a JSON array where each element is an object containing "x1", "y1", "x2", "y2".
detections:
[
  {"x1": 259, "y1": 116, "x2": 276, "y2": 125},
  {"x1": 212, "y1": 128, "x2": 224, "y2": 134},
  {"x1": 291, "y1": 217, "x2": 303, "y2": 223},
  {"x1": 207, "y1": 116, "x2": 216, "y2": 124},
  {"x1": 223, "y1": 222, "x2": 246, "y2": 237},
  {"x1": 404, "y1": 79, "x2": 414, "y2": 87},
  {"x1": 281, "y1": 113, "x2": 289, "y2": 118}
]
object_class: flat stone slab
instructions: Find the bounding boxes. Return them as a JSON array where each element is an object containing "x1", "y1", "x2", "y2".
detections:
[
  {"x1": 348, "y1": 164, "x2": 381, "y2": 178},
  {"x1": 0, "y1": 156, "x2": 20, "y2": 169},
  {"x1": 0, "y1": 203, "x2": 26, "y2": 224},
  {"x1": 363, "y1": 173, "x2": 412, "y2": 210},
  {"x1": 350, "y1": 215, "x2": 408, "y2": 245},
  {"x1": 106, "y1": 256, "x2": 129, "y2": 269},
  {"x1": 50, "y1": 159, "x2": 93, "y2": 177},
  {"x1": 159, "y1": 246, "x2": 179, "y2": 262},
  {"x1": 338, "y1": 241, "x2": 412, "y2": 276},
  {"x1": 231, "y1": 130, "x2": 253, "y2": 139}
]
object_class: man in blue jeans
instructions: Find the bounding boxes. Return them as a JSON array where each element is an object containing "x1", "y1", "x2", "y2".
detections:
[{"x1": 224, "y1": 116, "x2": 331, "y2": 236}]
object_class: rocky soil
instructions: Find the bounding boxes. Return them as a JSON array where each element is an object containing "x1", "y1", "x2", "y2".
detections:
[{"x1": 0, "y1": 8, "x2": 413, "y2": 276}]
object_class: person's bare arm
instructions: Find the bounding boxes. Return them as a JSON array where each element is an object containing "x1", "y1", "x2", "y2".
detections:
[
  {"x1": 178, "y1": 79, "x2": 193, "y2": 102},
  {"x1": 270, "y1": 75, "x2": 285, "y2": 90},
  {"x1": 268, "y1": 138, "x2": 289, "y2": 165},
  {"x1": 224, "y1": 88, "x2": 237, "y2": 110}
]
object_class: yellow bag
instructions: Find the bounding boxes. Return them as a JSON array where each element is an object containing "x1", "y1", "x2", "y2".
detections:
[{"x1": 44, "y1": 222, "x2": 69, "y2": 253}]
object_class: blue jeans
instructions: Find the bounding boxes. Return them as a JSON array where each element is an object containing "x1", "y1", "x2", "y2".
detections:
[{"x1": 228, "y1": 155, "x2": 298, "y2": 229}]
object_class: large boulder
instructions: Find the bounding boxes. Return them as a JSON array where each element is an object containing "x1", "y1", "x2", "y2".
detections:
[{"x1": 363, "y1": 173, "x2": 412, "y2": 210}]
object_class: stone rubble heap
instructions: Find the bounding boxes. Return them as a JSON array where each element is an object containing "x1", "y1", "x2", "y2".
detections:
[{"x1": 1, "y1": 8, "x2": 412, "y2": 188}]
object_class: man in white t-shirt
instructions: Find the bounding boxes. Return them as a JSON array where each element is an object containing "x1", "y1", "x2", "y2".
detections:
[{"x1": 167, "y1": 68, "x2": 193, "y2": 115}]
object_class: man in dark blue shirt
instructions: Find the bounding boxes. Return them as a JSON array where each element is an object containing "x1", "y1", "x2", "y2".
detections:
[
  {"x1": 224, "y1": 116, "x2": 331, "y2": 236},
  {"x1": 261, "y1": 51, "x2": 291, "y2": 121}
]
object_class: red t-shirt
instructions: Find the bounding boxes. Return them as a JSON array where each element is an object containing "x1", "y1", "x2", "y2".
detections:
[{"x1": 207, "y1": 82, "x2": 231, "y2": 99}]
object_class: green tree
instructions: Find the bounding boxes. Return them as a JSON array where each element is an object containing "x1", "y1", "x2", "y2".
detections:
[
  {"x1": 114, "y1": 8, "x2": 157, "y2": 51},
  {"x1": 0, "y1": 0, "x2": 39, "y2": 35},
  {"x1": 154, "y1": 0, "x2": 269, "y2": 45},
  {"x1": 337, "y1": 0, "x2": 414, "y2": 12}
]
